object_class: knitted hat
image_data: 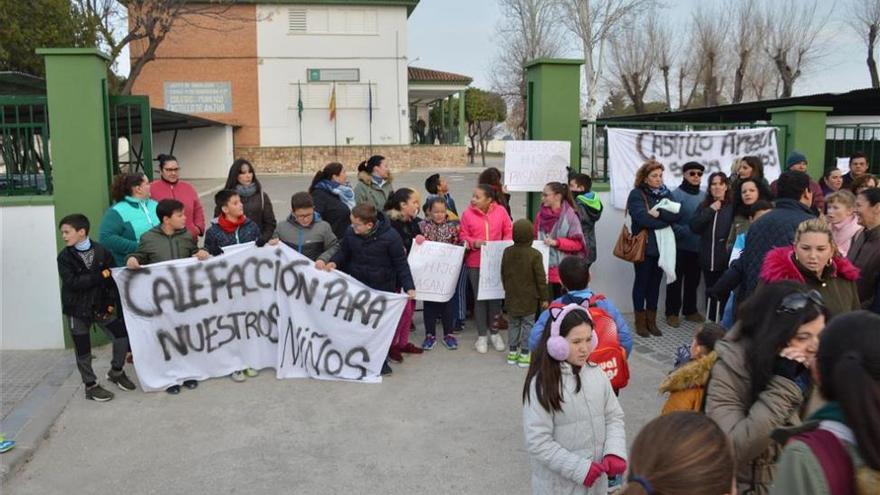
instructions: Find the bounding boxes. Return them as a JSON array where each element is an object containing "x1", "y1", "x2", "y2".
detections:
[
  {"x1": 786, "y1": 151, "x2": 807, "y2": 169},
  {"x1": 682, "y1": 161, "x2": 705, "y2": 173}
]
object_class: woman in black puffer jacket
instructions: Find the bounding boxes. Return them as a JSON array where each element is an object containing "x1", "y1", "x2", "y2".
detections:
[{"x1": 690, "y1": 172, "x2": 735, "y2": 322}]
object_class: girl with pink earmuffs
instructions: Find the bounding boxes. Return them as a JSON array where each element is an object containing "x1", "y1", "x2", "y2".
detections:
[{"x1": 521, "y1": 303, "x2": 628, "y2": 495}]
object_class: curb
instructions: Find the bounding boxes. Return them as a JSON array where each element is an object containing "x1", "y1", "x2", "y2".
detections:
[{"x1": 0, "y1": 355, "x2": 79, "y2": 484}]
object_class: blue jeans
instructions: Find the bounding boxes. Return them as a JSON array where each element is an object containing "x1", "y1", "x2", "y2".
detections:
[{"x1": 632, "y1": 256, "x2": 663, "y2": 312}]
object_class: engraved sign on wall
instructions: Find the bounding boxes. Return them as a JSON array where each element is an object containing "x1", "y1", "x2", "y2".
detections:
[{"x1": 164, "y1": 82, "x2": 232, "y2": 114}]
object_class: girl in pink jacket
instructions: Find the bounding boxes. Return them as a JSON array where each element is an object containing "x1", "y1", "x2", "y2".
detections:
[{"x1": 460, "y1": 185, "x2": 513, "y2": 354}]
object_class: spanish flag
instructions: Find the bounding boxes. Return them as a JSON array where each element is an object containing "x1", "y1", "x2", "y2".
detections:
[{"x1": 329, "y1": 83, "x2": 337, "y2": 121}]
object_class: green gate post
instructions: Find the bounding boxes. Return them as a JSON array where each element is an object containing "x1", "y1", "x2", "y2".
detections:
[
  {"x1": 524, "y1": 58, "x2": 583, "y2": 219},
  {"x1": 768, "y1": 106, "x2": 834, "y2": 180},
  {"x1": 39, "y1": 48, "x2": 113, "y2": 347}
]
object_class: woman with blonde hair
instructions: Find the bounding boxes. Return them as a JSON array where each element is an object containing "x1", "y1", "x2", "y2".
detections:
[
  {"x1": 759, "y1": 218, "x2": 861, "y2": 316},
  {"x1": 825, "y1": 190, "x2": 863, "y2": 257}
]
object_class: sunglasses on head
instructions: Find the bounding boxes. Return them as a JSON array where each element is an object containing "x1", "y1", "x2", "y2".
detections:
[{"x1": 776, "y1": 290, "x2": 825, "y2": 314}]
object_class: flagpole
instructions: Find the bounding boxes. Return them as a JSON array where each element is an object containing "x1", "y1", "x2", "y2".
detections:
[
  {"x1": 368, "y1": 80, "x2": 373, "y2": 155},
  {"x1": 333, "y1": 82, "x2": 338, "y2": 158},
  {"x1": 297, "y1": 80, "x2": 304, "y2": 174}
]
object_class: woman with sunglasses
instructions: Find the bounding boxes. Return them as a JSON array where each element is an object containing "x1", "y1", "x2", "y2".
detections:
[
  {"x1": 759, "y1": 218, "x2": 861, "y2": 317},
  {"x1": 770, "y1": 310, "x2": 880, "y2": 494},
  {"x1": 705, "y1": 281, "x2": 829, "y2": 495}
]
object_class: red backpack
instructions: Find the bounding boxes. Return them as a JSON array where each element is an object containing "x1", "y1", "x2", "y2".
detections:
[{"x1": 585, "y1": 295, "x2": 630, "y2": 391}]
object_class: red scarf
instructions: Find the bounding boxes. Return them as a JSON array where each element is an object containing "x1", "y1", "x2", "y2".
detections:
[
  {"x1": 537, "y1": 205, "x2": 561, "y2": 233},
  {"x1": 218, "y1": 214, "x2": 247, "y2": 233}
]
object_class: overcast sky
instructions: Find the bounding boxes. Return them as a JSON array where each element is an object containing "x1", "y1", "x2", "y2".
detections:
[
  {"x1": 116, "y1": 0, "x2": 871, "y2": 101},
  {"x1": 407, "y1": 0, "x2": 871, "y2": 100}
]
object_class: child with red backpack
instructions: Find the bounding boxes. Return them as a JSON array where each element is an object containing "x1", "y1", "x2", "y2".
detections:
[{"x1": 529, "y1": 256, "x2": 633, "y2": 370}]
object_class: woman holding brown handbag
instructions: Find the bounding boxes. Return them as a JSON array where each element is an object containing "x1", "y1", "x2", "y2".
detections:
[{"x1": 627, "y1": 160, "x2": 681, "y2": 337}]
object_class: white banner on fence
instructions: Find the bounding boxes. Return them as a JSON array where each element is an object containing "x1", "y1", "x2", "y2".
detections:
[
  {"x1": 111, "y1": 246, "x2": 407, "y2": 391},
  {"x1": 504, "y1": 140, "x2": 571, "y2": 192},
  {"x1": 607, "y1": 127, "x2": 781, "y2": 209},
  {"x1": 407, "y1": 241, "x2": 465, "y2": 303},
  {"x1": 477, "y1": 240, "x2": 550, "y2": 300}
]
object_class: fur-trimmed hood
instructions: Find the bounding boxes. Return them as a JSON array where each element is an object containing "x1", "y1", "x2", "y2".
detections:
[
  {"x1": 659, "y1": 352, "x2": 718, "y2": 393},
  {"x1": 357, "y1": 169, "x2": 394, "y2": 187},
  {"x1": 760, "y1": 246, "x2": 860, "y2": 284}
]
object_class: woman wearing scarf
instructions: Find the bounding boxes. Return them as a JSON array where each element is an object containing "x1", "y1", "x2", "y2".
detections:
[
  {"x1": 309, "y1": 162, "x2": 355, "y2": 240},
  {"x1": 534, "y1": 182, "x2": 587, "y2": 298},
  {"x1": 826, "y1": 190, "x2": 863, "y2": 257},
  {"x1": 627, "y1": 160, "x2": 682, "y2": 337},
  {"x1": 217, "y1": 159, "x2": 276, "y2": 244},
  {"x1": 354, "y1": 155, "x2": 394, "y2": 212}
]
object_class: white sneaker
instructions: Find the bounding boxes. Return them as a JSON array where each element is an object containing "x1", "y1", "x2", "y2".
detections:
[
  {"x1": 230, "y1": 370, "x2": 246, "y2": 382},
  {"x1": 490, "y1": 333, "x2": 506, "y2": 352},
  {"x1": 475, "y1": 336, "x2": 488, "y2": 354}
]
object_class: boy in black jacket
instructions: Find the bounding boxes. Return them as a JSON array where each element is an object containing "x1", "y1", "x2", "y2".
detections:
[{"x1": 57, "y1": 214, "x2": 136, "y2": 401}]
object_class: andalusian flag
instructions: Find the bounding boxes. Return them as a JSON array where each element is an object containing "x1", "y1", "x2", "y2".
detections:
[
  {"x1": 297, "y1": 81, "x2": 304, "y2": 121},
  {"x1": 329, "y1": 83, "x2": 337, "y2": 121}
]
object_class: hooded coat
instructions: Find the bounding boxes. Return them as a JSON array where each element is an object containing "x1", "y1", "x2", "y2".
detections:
[
  {"x1": 203, "y1": 217, "x2": 261, "y2": 256},
  {"x1": 705, "y1": 330, "x2": 807, "y2": 495},
  {"x1": 330, "y1": 212, "x2": 414, "y2": 293},
  {"x1": 354, "y1": 170, "x2": 393, "y2": 212},
  {"x1": 386, "y1": 208, "x2": 422, "y2": 254},
  {"x1": 213, "y1": 188, "x2": 276, "y2": 244},
  {"x1": 573, "y1": 192, "x2": 602, "y2": 265},
  {"x1": 311, "y1": 186, "x2": 351, "y2": 240},
  {"x1": 502, "y1": 219, "x2": 548, "y2": 317},
  {"x1": 57, "y1": 241, "x2": 119, "y2": 319},
  {"x1": 659, "y1": 351, "x2": 718, "y2": 414},
  {"x1": 759, "y1": 246, "x2": 861, "y2": 317},
  {"x1": 127, "y1": 226, "x2": 200, "y2": 265}
]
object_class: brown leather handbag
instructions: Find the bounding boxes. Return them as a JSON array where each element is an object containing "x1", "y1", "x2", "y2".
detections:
[{"x1": 613, "y1": 192, "x2": 649, "y2": 263}]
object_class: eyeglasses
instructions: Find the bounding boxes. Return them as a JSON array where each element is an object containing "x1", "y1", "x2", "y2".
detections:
[
  {"x1": 776, "y1": 290, "x2": 825, "y2": 314},
  {"x1": 687, "y1": 171, "x2": 704, "y2": 177},
  {"x1": 163, "y1": 168, "x2": 180, "y2": 172}
]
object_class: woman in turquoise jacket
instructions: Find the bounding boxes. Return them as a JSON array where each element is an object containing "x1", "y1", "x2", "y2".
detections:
[{"x1": 99, "y1": 173, "x2": 159, "y2": 266}]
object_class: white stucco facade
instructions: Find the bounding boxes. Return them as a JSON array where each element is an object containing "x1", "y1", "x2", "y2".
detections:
[
  {"x1": 0, "y1": 203, "x2": 65, "y2": 349},
  {"x1": 137, "y1": 126, "x2": 234, "y2": 179},
  {"x1": 256, "y1": 4, "x2": 409, "y2": 147}
]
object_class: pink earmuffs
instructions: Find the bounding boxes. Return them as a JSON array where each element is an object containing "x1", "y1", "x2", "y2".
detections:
[{"x1": 547, "y1": 303, "x2": 595, "y2": 361}]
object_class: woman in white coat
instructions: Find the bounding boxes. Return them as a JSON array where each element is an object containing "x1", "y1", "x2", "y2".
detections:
[{"x1": 522, "y1": 303, "x2": 627, "y2": 495}]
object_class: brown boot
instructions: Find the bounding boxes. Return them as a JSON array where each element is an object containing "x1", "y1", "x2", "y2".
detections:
[
  {"x1": 666, "y1": 314, "x2": 681, "y2": 328},
  {"x1": 634, "y1": 311, "x2": 649, "y2": 337},
  {"x1": 685, "y1": 312, "x2": 706, "y2": 323},
  {"x1": 646, "y1": 310, "x2": 663, "y2": 336}
]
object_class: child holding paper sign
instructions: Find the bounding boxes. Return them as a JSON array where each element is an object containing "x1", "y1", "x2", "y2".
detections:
[
  {"x1": 417, "y1": 197, "x2": 462, "y2": 351},
  {"x1": 460, "y1": 185, "x2": 513, "y2": 354}
]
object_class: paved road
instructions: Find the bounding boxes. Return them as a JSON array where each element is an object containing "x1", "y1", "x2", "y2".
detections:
[{"x1": 4, "y1": 169, "x2": 679, "y2": 494}]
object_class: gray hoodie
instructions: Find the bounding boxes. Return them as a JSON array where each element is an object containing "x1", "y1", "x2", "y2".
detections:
[{"x1": 274, "y1": 213, "x2": 339, "y2": 262}]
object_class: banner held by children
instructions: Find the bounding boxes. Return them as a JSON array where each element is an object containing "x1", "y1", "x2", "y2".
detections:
[
  {"x1": 478, "y1": 240, "x2": 550, "y2": 300},
  {"x1": 112, "y1": 246, "x2": 408, "y2": 391},
  {"x1": 607, "y1": 127, "x2": 781, "y2": 209},
  {"x1": 407, "y1": 241, "x2": 465, "y2": 302},
  {"x1": 504, "y1": 140, "x2": 571, "y2": 192}
]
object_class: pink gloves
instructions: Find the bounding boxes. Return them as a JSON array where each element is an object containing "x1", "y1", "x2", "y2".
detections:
[
  {"x1": 602, "y1": 455, "x2": 627, "y2": 477},
  {"x1": 583, "y1": 462, "x2": 605, "y2": 487}
]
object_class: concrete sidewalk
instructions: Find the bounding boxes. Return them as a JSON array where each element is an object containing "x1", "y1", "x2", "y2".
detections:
[{"x1": 4, "y1": 315, "x2": 672, "y2": 495}]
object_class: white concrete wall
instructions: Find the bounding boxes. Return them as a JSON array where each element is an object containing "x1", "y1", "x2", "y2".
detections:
[
  {"x1": 256, "y1": 5, "x2": 409, "y2": 147},
  {"x1": 0, "y1": 203, "x2": 65, "y2": 349},
  {"x1": 142, "y1": 126, "x2": 234, "y2": 179}
]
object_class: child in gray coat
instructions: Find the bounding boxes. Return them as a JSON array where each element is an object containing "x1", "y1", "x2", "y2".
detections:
[{"x1": 275, "y1": 192, "x2": 339, "y2": 266}]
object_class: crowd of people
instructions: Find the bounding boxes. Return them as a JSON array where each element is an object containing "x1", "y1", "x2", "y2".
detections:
[{"x1": 53, "y1": 149, "x2": 880, "y2": 493}]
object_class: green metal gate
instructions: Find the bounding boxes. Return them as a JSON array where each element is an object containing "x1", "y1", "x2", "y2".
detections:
[
  {"x1": 826, "y1": 125, "x2": 880, "y2": 174},
  {"x1": 0, "y1": 96, "x2": 52, "y2": 195},
  {"x1": 580, "y1": 121, "x2": 789, "y2": 182},
  {"x1": 108, "y1": 94, "x2": 153, "y2": 179}
]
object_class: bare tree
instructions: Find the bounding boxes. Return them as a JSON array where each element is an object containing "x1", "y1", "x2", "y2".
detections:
[
  {"x1": 730, "y1": 0, "x2": 765, "y2": 103},
  {"x1": 764, "y1": 0, "x2": 828, "y2": 98},
  {"x1": 744, "y1": 53, "x2": 779, "y2": 100},
  {"x1": 490, "y1": 0, "x2": 564, "y2": 138},
  {"x1": 75, "y1": 0, "x2": 253, "y2": 95},
  {"x1": 691, "y1": 6, "x2": 729, "y2": 107},
  {"x1": 608, "y1": 20, "x2": 655, "y2": 113},
  {"x1": 677, "y1": 48, "x2": 703, "y2": 110},
  {"x1": 554, "y1": 0, "x2": 655, "y2": 121},
  {"x1": 849, "y1": 0, "x2": 880, "y2": 88},
  {"x1": 652, "y1": 17, "x2": 675, "y2": 110}
]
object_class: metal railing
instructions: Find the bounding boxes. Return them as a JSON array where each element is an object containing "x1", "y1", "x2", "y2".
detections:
[
  {"x1": 0, "y1": 96, "x2": 51, "y2": 195},
  {"x1": 580, "y1": 120, "x2": 789, "y2": 182},
  {"x1": 108, "y1": 95, "x2": 153, "y2": 179},
  {"x1": 826, "y1": 124, "x2": 880, "y2": 174}
]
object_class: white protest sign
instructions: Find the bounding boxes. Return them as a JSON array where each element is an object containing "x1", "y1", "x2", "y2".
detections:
[
  {"x1": 607, "y1": 127, "x2": 781, "y2": 209},
  {"x1": 504, "y1": 140, "x2": 571, "y2": 192},
  {"x1": 407, "y1": 241, "x2": 465, "y2": 302},
  {"x1": 477, "y1": 240, "x2": 550, "y2": 300},
  {"x1": 836, "y1": 157, "x2": 851, "y2": 174},
  {"x1": 112, "y1": 246, "x2": 407, "y2": 391}
]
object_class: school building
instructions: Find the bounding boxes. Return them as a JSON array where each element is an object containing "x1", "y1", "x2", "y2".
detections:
[{"x1": 130, "y1": 0, "x2": 471, "y2": 177}]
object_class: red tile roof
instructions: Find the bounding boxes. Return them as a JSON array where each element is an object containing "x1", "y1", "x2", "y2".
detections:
[{"x1": 408, "y1": 66, "x2": 472, "y2": 84}]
